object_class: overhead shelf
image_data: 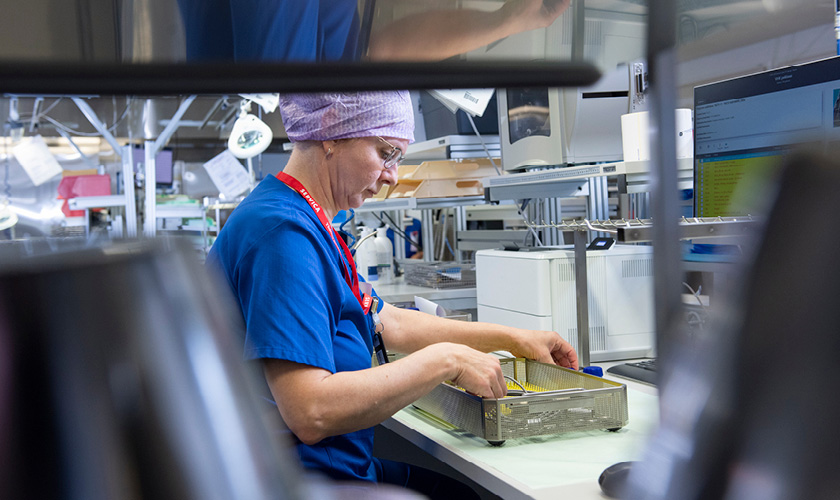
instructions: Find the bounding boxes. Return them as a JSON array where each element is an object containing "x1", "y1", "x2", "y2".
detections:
[
  {"x1": 405, "y1": 135, "x2": 500, "y2": 162},
  {"x1": 68, "y1": 195, "x2": 128, "y2": 210},
  {"x1": 356, "y1": 198, "x2": 417, "y2": 212},
  {"x1": 155, "y1": 204, "x2": 205, "y2": 219},
  {"x1": 482, "y1": 158, "x2": 694, "y2": 200},
  {"x1": 357, "y1": 195, "x2": 487, "y2": 213}
]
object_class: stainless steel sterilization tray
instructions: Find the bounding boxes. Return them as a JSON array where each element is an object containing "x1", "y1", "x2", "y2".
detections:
[{"x1": 412, "y1": 358, "x2": 629, "y2": 445}]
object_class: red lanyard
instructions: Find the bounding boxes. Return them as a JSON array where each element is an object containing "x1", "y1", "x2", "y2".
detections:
[{"x1": 276, "y1": 172, "x2": 372, "y2": 313}]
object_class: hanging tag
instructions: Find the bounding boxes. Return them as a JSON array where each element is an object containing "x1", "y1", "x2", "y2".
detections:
[
  {"x1": 12, "y1": 135, "x2": 63, "y2": 187},
  {"x1": 203, "y1": 150, "x2": 251, "y2": 199},
  {"x1": 239, "y1": 93, "x2": 280, "y2": 114},
  {"x1": 370, "y1": 297, "x2": 389, "y2": 365},
  {"x1": 362, "y1": 293, "x2": 373, "y2": 314}
]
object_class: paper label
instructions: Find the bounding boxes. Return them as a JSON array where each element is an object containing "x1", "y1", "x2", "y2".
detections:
[
  {"x1": 429, "y1": 89, "x2": 495, "y2": 117},
  {"x1": 12, "y1": 135, "x2": 63, "y2": 186},
  {"x1": 202, "y1": 150, "x2": 251, "y2": 199},
  {"x1": 239, "y1": 93, "x2": 279, "y2": 114},
  {"x1": 414, "y1": 295, "x2": 446, "y2": 317}
]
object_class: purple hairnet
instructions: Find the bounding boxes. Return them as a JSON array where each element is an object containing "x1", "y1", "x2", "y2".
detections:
[{"x1": 278, "y1": 91, "x2": 415, "y2": 143}]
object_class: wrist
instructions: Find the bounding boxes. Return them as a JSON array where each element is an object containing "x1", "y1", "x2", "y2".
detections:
[
  {"x1": 423, "y1": 342, "x2": 461, "y2": 382},
  {"x1": 502, "y1": 326, "x2": 527, "y2": 354},
  {"x1": 492, "y1": 2, "x2": 524, "y2": 39}
]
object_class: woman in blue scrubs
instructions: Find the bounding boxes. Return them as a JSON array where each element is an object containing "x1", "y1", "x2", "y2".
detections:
[{"x1": 207, "y1": 91, "x2": 578, "y2": 497}]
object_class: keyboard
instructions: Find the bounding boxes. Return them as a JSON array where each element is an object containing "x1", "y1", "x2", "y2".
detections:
[{"x1": 606, "y1": 358, "x2": 657, "y2": 385}]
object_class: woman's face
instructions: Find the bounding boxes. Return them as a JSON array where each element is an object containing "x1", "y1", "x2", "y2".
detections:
[{"x1": 329, "y1": 136, "x2": 408, "y2": 210}]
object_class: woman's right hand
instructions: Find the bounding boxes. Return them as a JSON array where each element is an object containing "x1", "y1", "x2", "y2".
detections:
[{"x1": 433, "y1": 343, "x2": 508, "y2": 399}]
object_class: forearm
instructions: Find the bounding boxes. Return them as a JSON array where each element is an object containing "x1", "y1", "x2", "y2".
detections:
[
  {"x1": 366, "y1": 0, "x2": 569, "y2": 62},
  {"x1": 381, "y1": 303, "x2": 517, "y2": 354},
  {"x1": 264, "y1": 346, "x2": 459, "y2": 444},
  {"x1": 380, "y1": 303, "x2": 579, "y2": 369},
  {"x1": 367, "y1": 8, "x2": 513, "y2": 62}
]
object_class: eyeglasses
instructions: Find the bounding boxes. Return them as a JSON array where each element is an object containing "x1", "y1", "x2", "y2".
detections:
[{"x1": 377, "y1": 136, "x2": 404, "y2": 169}]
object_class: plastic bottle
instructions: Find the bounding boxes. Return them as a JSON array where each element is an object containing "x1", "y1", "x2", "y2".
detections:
[
  {"x1": 354, "y1": 226, "x2": 378, "y2": 282},
  {"x1": 374, "y1": 226, "x2": 394, "y2": 284}
]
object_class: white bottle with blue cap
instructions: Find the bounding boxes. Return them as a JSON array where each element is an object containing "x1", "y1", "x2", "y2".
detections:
[
  {"x1": 374, "y1": 227, "x2": 393, "y2": 284},
  {"x1": 354, "y1": 226, "x2": 378, "y2": 282}
]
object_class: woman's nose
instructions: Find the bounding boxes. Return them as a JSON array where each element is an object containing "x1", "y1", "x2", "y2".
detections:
[{"x1": 380, "y1": 166, "x2": 398, "y2": 186}]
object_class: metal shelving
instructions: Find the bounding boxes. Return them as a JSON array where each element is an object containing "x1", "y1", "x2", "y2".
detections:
[{"x1": 523, "y1": 216, "x2": 760, "y2": 243}]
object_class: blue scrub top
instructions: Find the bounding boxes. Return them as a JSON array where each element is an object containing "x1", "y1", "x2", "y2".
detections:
[
  {"x1": 207, "y1": 175, "x2": 382, "y2": 482},
  {"x1": 178, "y1": 0, "x2": 360, "y2": 62}
]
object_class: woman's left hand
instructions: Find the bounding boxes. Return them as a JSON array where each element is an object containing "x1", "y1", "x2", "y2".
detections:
[{"x1": 508, "y1": 329, "x2": 579, "y2": 370}]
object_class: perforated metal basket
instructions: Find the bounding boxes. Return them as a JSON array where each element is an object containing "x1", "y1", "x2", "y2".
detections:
[
  {"x1": 402, "y1": 261, "x2": 476, "y2": 289},
  {"x1": 412, "y1": 358, "x2": 628, "y2": 445}
]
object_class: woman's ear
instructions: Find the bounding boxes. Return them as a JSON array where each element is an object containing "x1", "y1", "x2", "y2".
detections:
[{"x1": 322, "y1": 140, "x2": 336, "y2": 158}]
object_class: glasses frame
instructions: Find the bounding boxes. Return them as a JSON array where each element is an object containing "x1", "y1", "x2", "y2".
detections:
[{"x1": 377, "y1": 136, "x2": 404, "y2": 169}]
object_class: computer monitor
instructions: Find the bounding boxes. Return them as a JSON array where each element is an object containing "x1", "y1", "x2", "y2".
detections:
[
  {"x1": 693, "y1": 56, "x2": 840, "y2": 218},
  {"x1": 132, "y1": 146, "x2": 174, "y2": 186}
]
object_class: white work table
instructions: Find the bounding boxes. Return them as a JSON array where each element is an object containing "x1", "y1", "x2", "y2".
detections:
[
  {"x1": 373, "y1": 276, "x2": 477, "y2": 312},
  {"x1": 378, "y1": 364, "x2": 658, "y2": 499}
]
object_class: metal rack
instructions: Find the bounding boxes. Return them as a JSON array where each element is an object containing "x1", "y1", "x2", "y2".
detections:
[
  {"x1": 523, "y1": 216, "x2": 760, "y2": 243},
  {"x1": 512, "y1": 215, "x2": 759, "y2": 367},
  {"x1": 155, "y1": 198, "x2": 239, "y2": 255},
  {"x1": 356, "y1": 195, "x2": 489, "y2": 262}
]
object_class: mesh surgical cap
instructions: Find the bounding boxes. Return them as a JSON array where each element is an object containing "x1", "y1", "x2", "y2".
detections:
[{"x1": 278, "y1": 91, "x2": 415, "y2": 144}]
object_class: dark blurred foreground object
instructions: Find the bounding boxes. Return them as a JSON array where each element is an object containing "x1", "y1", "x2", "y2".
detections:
[
  {"x1": 598, "y1": 461, "x2": 633, "y2": 498},
  {"x1": 623, "y1": 148, "x2": 840, "y2": 500},
  {"x1": 0, "y1": 239, "x2": 424, "y2": 500}
]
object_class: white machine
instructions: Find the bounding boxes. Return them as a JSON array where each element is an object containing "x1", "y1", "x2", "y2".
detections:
[
  {"x1": 497, "y1": 61, "x2": 648, "y2": 170},
  {"x1": 476, "y1": 245, "x2": 655, "y2": 362}
]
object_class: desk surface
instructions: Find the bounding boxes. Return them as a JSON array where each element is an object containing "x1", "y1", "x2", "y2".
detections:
[
  {"x1": 382, "y1": 364, "x2": 658, "y2": 499},
  {"x1": 373, "y1": 276, "x2": 476, "y2": 309}
]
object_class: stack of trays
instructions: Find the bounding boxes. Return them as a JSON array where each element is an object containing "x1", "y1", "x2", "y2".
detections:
[{"x1": 388, "y1": 159, "x2": 500, "y2": 199}]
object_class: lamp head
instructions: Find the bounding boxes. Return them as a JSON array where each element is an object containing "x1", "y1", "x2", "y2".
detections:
[
  {"x1": 0, "y1": 200, "x2": 18, "y2": 231},
  {"x1": 227, "y1": 103, "x2": 273, "y2": 159}
]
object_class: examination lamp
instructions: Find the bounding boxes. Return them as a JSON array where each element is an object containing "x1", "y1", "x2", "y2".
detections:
[
  {"x1": 0, "y1": 200, "x2": 18, "y2": 231},
  {"x1": 227, "y1": 99, "x2": 273, "y2": 160}
]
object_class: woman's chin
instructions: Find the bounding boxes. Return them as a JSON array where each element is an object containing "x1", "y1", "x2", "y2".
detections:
[{"x1": 354, "y1": 191, "x2": 376, "y2": 207}]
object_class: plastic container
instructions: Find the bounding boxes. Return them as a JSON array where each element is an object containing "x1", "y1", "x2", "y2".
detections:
[
  {"x1": 374, "y1": 227, "x2": 393, "y2": 284},
  {"x1": 354, "y1": 226, "x2": 378, "y2": 282}
]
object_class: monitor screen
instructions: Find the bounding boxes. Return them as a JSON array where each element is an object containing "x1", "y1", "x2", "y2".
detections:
[
  {"x1": 693, "y1": 56, "x2": 840, "y2": 218},
  {"x1": 132, "y1": 147, "x2": 174, "y2": 185}
]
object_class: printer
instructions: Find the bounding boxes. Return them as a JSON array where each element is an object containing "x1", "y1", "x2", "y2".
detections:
[{"x1": 476, "y1": 245, "x2": 655, "y2": 362}]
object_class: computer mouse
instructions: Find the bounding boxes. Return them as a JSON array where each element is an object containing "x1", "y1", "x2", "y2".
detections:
[{"x1": 598, "y1": 461, "x2": 634, "y2": 498}]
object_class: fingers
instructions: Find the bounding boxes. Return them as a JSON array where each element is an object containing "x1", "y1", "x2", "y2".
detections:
[
  {"x1": 452, "y1": 348, "x2": 507, "y2": 399},
  {"x1": 543, "y1": 0, "x2": 571, "y2": 14},
  {"x1": 521, "y1": 330, "x2": 579, "y2": 370},
  {"x1": 565, "y1": 345, "x2": 579, "y2": 370},
  {"x1": 473, "y1": 358, "x2": 506, "y2": 399},
  {"x1": 549, "y1": 336, "x2": 579, "y2": 370}
]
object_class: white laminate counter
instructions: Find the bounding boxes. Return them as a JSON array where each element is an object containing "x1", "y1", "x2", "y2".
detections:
[
  {"x1": 380, "y1": 363, "x2": 658, "y2": 499},
  {"x1": 373, "y1": 276, "x2": 477, "y2": 311}
]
